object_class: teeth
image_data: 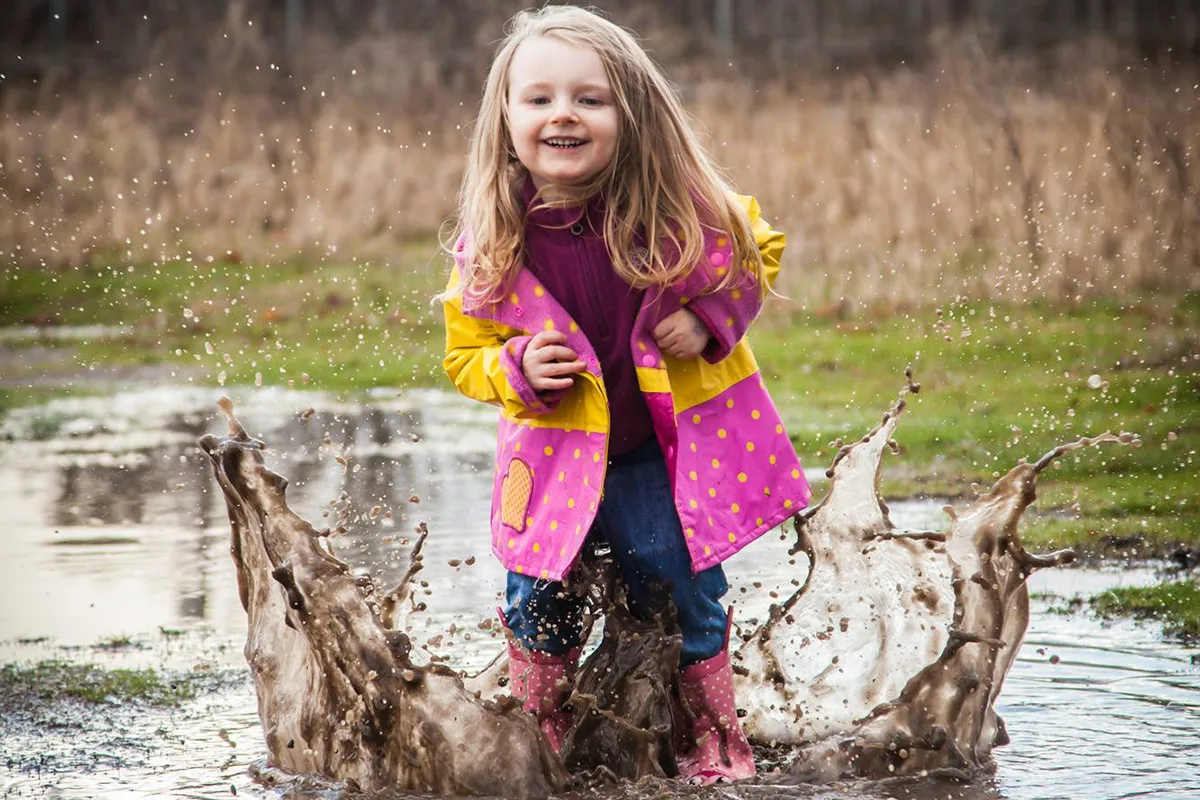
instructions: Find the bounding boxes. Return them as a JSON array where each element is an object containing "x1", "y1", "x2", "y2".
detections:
[{"x1": 545, "y1": 138, "x2": 583, "y2": 147}]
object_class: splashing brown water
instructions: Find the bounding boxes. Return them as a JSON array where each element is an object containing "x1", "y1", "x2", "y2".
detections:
[
  {"x1": 200, "y1": 382, "x2": 1138, "y2": 796},
  {"x1": 199, "y1": 399, "x2": 569, "y2": 799}
]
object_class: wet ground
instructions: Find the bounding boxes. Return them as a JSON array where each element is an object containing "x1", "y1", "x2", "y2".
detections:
[{"x1": 1, "y1": 388, "x2": 1197, "y2": 800}]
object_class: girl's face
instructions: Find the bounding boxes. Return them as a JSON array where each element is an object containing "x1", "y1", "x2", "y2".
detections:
[{"x1": 506, "y1": 36, "x2": 619, "y2": 194}]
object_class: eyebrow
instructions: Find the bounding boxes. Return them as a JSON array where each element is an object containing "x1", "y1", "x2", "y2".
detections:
[{"x1": 512, "y1": 81, "x2": 611, "y2": 94}]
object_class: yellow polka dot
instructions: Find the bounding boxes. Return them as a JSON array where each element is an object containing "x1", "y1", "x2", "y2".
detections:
[
  {"x1": 593, "y1": 453, "x2": 601, "y2": 462},
  {"x1": 516, "y1": 564, "x2": 524, "y2": 574},
  {"x1": 769, "y1": 455, "x2": 777, "y2": 465},
  {"x1": 764, "y1": 487, "x2": 772, "y2": 496},
  {"x1": 776, "y1": 424, "x2": 784, "y2": 434},
  {"x1": 532, "y1": 542, "x2": 541, "y2": 553},
  {"x1": 542, "y1": 494, "x2": 549, "y2": 505},
  {"x1": 677, "y1": 228, "x2": 686, "y2": 239},
  {"x1": 509, "y1": 293, "x2": 519, "y2": 304},
  {"x1": 792, "y1": 469, "x2": 801, "y2": 479},
  {"x1": 638, "y1": 341, "x2": 647, "y2": 351},
  {"x1": 756, "y1": 517, "x2": 764, "y2": 526},
  {"x1": 689, "y1": 499, "x2": 698, "y2": 509},
  {"x1": 716, "y1": 237, "x2": 728, "y2": 247},
  {"x1": 507, "y1": 538, "x2": 515, "y2": 548},
  {"x1": 737, "y1": 472, "x2": 747, "y2": 482},
  {"x1": 569, "y1": 321, "x2": 579, "y2": 333},
  {"x1": 784, "y1": 499, "x2": 794, "y2": 508},
  {"x1": 707, "y1": 516, "x2": 714, "y2": 526},
  {"x1": 724, "y1": 316, "x2": 734, "y2": 326},
  {"x1": 685, "y1": 527, "x2": 695, "y2": 538},
  {"x1": 731, "y1": 503, "x2": 740, "y2": 513},
  {"x1": 690, "y1": 443, "x2": 698, "y2": 452},
  {"x1": 515, "y1": 442, "x2": 522, "y2": 452},
  {"x1": 567, "y1": 498, "x2": 575, "y2": 508},
  {"x1": 534, "y1": 285, "x2": 545, "y2": 297},
  {"x1": 717, "y1": 268, "x2": 728, "y2": 278},
  {"x1": 727, "y1": 532, "x2": 737, "y2": 542},
  {"x1": 557, "y1": 471, "x2": 565, "y2": 481},
  {"x1": 708, "y1": 488, "x2": 717, "y2": 498},
  {"x1": 746, "y1": 442, "x2": 755, "y2": 452},
  {"x1": 544, "y1": 446, "x2": 554, "y2": 456},
  {"x1": 689, "y1": 470, "x2": 698, "y2": 480},
  {"x1": 718, "y1": 429, "x2": 727, "y2": 439},
  {"x1": 543, "y1": 319, "x2": 555, "y2": 331},
  {"x1": 549, "y1": 521, "x2": 558, "y2": 531},
  {"x1": 704, "y1": 545, "x2": 712, "y2": 556},
  {"x1": 583, "y1": 476, "x2": 589, "y2": 486},
  {"x1": 525, "y1": 516, "x2": 533, "y2": 527},
  {"x1": 541, "y1": 569, "x2": 549, "y2": 578},
  {"x1": 573, "y1": 448, "x2": 581, "y2": 459},
  {"x1": 576, "y1": 525, "x2": 582, "y2": 534},
  {"x1": 589, "y1": 502, "x2": 596, "y2": 511},
  {"x1": 751, "y1": 410, "x2": 761, "y2": 420},
  {"x1": 560, "y1": 547, "x2": 567, "y2": 557},
  {"x1": 692, "y1": 413, "x2": 701, "y2": 424},
  {"x1": 732, "y1": 289, "x2": 742, "y2": 300},
  {"x1": 711, "y1": 458, "x2": 720, "y2": 468},
  {"x1": 726, "y1": 398, "x2": 734, "y2": 409}
]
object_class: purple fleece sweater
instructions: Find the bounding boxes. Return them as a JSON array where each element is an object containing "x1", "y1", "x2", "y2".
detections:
[{"x1": 522, "y1": 180, "x2": 654, "y2": 457}]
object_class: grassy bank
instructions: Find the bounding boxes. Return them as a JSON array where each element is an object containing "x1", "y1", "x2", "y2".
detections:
[
  {"x1": 1, "y1": 249, "x2": 1196, "y2": 560},
  {"x1": 1090, "y1": 579, "x2": 1200, "y2": 641}
]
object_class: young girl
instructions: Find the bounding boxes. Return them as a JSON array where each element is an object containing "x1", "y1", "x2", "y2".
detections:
[{"x1": 442, "y1": 5, "x2": 810, "y2": 784}]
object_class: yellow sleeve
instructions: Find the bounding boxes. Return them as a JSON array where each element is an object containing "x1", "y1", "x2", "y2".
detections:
[
  {"x1": 442, "y1": 266, "x2": 561, "y2": 417},
  {"x1": 737, "y1": 194, "x2": 786, "y2": 290}
]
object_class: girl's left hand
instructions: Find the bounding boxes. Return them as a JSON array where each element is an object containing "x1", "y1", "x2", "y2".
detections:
[{"x1": 652, "y1": 308, "x2": 710, "y2": 359}]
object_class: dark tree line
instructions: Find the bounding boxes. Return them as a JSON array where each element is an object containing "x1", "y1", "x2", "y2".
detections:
[{"x1": 2, "y1": 0, "x2": 1197, "y2": 82}]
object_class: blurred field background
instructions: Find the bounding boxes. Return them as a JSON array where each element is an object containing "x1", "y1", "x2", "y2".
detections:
[{"x1": 2, "y1": 0, "x2": 1198, "y2": 309}]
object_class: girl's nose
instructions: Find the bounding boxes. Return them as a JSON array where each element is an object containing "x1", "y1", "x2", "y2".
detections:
[{"x1": 549, "y1": 99, "x2": 578, "y2": 124}]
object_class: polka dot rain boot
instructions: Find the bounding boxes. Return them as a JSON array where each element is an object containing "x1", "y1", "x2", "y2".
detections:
[
  {"x1": 677, "y1": 638, "x2": 756, "y2": 783},
  {"x1": 505, "y1": 639, "x2": 581, "y2": 754}
]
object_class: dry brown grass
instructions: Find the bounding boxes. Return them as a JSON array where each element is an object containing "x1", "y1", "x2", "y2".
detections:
[{"x1": 1, "y1": 27, "x2": 1196, "y2": 308}]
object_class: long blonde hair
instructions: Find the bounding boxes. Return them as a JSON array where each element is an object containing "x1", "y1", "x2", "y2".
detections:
[{"x1": 452, "y1": 5, "x2": 763, "y2": 304}]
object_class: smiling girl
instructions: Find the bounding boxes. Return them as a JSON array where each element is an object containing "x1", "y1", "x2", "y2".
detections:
[{"x1": 441, "y1": 5, "x2": 811, "y2": 783}]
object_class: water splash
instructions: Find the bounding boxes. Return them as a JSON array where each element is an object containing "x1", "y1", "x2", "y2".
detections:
[
  {"x1": 199, "y1": 399, "x2": 568, "y2": 799},
  {"x1": 200, "y1": 377, "x2": 1139, "y2": 795}
]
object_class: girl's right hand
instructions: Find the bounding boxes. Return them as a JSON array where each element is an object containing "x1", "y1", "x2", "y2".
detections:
[{"x1": 522, "y1": 330, "x2": 586, "y2": 392}]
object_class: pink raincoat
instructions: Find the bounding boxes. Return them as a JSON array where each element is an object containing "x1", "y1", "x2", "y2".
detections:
[{"x1": 443, "y1": 196, "x2": 811, "y2": 581}]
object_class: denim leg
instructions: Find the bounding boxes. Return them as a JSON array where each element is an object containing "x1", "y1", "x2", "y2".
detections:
[
  {"x1": 503, "y1": 571, "x2": 587, "y2": 654},
  {"x1": 598, "y1": 440, "x2": 729, "y2": 667}
]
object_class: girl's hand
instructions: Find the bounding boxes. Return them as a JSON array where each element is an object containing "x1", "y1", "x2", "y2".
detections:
[
  {"x1": 522, "y1": 330, "x2": 586, "y2": 392},
  {"x1": 652, "y1": 308, "x2": 710, "y2": 359}
]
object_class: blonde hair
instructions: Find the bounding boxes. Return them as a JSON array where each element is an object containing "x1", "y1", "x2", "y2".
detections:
[{"x1": 452, "y1": 4, "x2": 762, "y2": 304}]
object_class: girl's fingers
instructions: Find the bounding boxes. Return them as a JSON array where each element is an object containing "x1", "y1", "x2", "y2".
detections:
[{"x1": 543, "y1": 359, "x2": 585, "y2": 377}]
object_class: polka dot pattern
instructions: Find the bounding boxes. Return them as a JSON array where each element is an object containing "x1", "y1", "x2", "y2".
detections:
[
  {"x1": 491, "y1": 418, "x2": 605, "y2": 581},
  {"x1": 673, "y1": 374, "x2": 811, "y2": 572}
]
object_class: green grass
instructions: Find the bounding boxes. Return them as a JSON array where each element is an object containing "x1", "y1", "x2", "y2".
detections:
[
  {"x1": 752, "y1": 294, "x2": 1198, "y2": 557},
  {"x1": 0, "y1": 237, "x2": 450, "y2": 392},
  {"x1": 0, "y1": 661, "x2": 197, "y2": 705},
  {"x1": 2, "y1": 252, "x2": 1197, "y2": 556},
  {"x1": 1091, "y1": 580, "x2": 1200, "y2": 641}
]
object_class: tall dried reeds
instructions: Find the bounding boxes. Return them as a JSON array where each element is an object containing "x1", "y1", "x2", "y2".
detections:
[{"x1": 1, "y1": 21, "x2": 1196, "y2": 308}]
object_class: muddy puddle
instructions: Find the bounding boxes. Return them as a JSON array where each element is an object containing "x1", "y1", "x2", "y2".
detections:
[{"x1": 1, "y1": 388, "x2": 1197, "y2": 800}]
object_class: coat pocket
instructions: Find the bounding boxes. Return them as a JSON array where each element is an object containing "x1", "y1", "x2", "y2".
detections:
[{"x1": 499, "y1": 458, "x2": 533, "y2": 532}]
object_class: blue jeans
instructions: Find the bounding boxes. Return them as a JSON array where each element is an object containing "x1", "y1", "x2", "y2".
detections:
[{"x1": 504, "y1": 437, "x2": 729, "y2": 667}]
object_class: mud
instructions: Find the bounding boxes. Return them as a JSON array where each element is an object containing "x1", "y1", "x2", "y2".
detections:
[{"x1": 198, "y1": 376, "x2": 1141, "y2": 797}]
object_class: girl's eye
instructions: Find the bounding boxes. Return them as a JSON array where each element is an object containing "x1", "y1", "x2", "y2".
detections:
[
  {"x1": 579, "y1": 97, "x2": 603, "y2": 107},
  {"x1": 529, "y1": 97, "x2": 550, "y2": 105}
]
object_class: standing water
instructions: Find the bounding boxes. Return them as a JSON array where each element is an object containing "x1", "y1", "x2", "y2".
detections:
[{"x1": 0, "y1": 388, "x2": 1196, "y2": 799}]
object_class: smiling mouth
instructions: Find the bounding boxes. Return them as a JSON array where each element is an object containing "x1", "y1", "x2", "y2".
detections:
[{"x1": 543, "y1": 137, "x2": 587, "y2": 149}]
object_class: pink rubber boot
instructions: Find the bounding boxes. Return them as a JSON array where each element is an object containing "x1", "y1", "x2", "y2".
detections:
[
  {"x1": 506, "y1": 640, "x2": 580, "y2": 754},
  {"x1": 677, "y1": 645, "x2": 756, "y2": 783}
]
